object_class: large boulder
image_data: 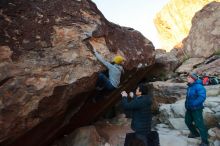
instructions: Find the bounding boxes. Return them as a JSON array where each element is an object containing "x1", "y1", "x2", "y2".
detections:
[
  {"x1": 154, "y1": 0, "x2": 220, "y2": 51},
  {"x1": 0, "y1": 0, "x2": 155, "y2": 146}
]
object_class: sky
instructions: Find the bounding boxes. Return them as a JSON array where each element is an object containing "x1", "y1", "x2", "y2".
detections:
[{"x1": 91, "y1": 0, "x2": 170, "y2": 48}]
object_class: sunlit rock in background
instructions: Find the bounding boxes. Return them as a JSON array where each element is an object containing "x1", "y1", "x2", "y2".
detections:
[{"x1": 154, "y1": 0, "x2": 220, "y2": 51}]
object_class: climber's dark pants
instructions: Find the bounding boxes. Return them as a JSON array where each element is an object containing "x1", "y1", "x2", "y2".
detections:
[{"x1": 96, "y1": 73, "x2": 115, "y2": 91}]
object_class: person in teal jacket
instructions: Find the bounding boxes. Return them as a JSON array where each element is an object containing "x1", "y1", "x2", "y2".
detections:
[
  {"x1": 185, "y1": 73, "x2": 209, "y2": 146},
  {"x1": 121, "y1": 84, "x2": 152, "y2": 146}
]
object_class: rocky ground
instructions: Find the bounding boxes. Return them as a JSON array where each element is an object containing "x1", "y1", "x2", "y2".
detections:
[
  {"x1": 156, "y1": 96, "x2": 220, "y2": 146},
  {"x1": 52, "y1": 84, "x2": 220, "y2": 146}
]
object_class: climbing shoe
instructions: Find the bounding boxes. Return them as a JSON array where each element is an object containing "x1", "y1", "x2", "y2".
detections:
[
  {"x1": 199, "y1": 142, "x2": 209, "y2": 146},
  {"x1": 188, "y1": 133, "x2": 200, "y2": 138}
]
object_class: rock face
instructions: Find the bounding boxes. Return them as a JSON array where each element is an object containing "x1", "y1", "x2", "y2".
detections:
[
  {"x1": 183, "y1": 2, "x2": 220, "y2": 58},
  {"x1": 176, "y1": 58, "x2": 205, "y2": 73},
  {"x1": 154, "y1": 0, "x2": 220, "y2": 51},
  {"x1": 147, "y1": 81, "x2": 187, "y2": 104},
  {"x1": 173, "y1": 55, "x2": 220, "y2": 80},
  {"x1": 146, "y1": 49, "x2": 180, "y2": 81},
  {"x1": 193, "y1": 56, "x2": 220, "y2": 78},
  {"x1": 0, "y1": 0, "x2": 155, "y2": 146}
]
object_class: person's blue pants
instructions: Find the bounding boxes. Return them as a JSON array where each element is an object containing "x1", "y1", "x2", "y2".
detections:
[{"x1": 97, "y1": 73, "x2": 115, "y2": 91}]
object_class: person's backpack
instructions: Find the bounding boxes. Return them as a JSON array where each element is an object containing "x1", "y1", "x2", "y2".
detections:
[
  {"x1": 202, "y1": 76, "x2": 209, "y2": 85},
  {"x1": 209, "y1": 77, "x2": 219, "y2": 85}
]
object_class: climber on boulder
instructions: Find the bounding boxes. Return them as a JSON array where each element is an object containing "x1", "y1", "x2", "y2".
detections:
[{"x1": 92, "y1": 48, "x2": 125, "y2": 91}]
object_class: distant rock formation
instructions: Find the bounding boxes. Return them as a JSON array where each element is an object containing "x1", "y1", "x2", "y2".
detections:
[
  {"x1": 172, "y1": 2, "x2": 220, "y2": 76},
  {"x1": 165, "y1": 2, "x2": 220, "y2": 79},
  {"x1": 154, "y1": 0, "x2": 220, "y2": 51},
  {"x1": 183, "y1": 2, "x2": 220, "y2": 58},
  {"x1": 0, "y1": 0, "x2": 155, "y2": 146}
]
